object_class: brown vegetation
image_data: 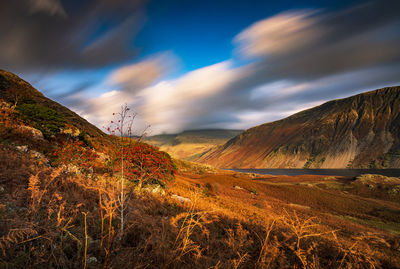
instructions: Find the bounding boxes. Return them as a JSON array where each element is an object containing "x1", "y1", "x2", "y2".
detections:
[{"x1": 1, "y1": 146, "x2": 400, "y2": 268}]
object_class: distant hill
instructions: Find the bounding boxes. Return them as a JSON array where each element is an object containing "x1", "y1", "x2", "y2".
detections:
[
  {"x1": 145, "y1": 129, "x2": 242, "y2": 160},
  {"x1": 197, "y1": 86, "x2": 400, "y2": 169}
]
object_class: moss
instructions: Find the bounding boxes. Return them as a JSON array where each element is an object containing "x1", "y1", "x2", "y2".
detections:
[{"x1": 16, "y1": 103, "x2": 66, "y2": 138}]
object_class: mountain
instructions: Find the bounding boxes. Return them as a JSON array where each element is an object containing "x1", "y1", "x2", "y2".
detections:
[
  {"x1": 145, "y1": 129, "x2": 242, "y2": 160},
  {"x1": 197, "y1": 86, "x2": 400, "y2": 169},
  {"x1": 0, "y1": 69, "x2": 110, "y2": 149}
]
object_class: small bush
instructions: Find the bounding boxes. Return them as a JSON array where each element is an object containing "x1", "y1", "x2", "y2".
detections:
[
  {"x1": 202, "y1": 182, "x2": 213, "y2": 197},
  {"x1": 110, "y1": 142, "x2": 177, "y2": 188},
  {"x1": 251, "y1": 188, "x2": 258, "y2": 195},
  {"x1": 53, "y1": 140, "x2": 98, "y2": 170}
]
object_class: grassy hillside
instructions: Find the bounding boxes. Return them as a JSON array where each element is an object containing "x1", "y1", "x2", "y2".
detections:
[
  {"x1": 198, "y1": 86, "x2": 400, "y2": 169},
  {"x1": 145, "y1": 129, "x2": 242, "y2": 160}
]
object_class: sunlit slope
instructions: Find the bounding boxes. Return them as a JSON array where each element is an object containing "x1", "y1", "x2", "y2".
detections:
[{"x1": 197, "y1": 86, "x2": 400, "y2": 168}]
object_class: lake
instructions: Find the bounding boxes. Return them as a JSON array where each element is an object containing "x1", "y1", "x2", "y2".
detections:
[{"x1": 228, "y1": 168, "x2": 400, "y2": 178}]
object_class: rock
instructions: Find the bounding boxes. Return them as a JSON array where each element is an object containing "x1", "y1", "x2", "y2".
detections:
[
  {"x1": 18, "y1": 126, "x2": 44, "y2": 140},
  {"x1": 143, "y1": 185, "x2": 165, "y2": 196},
  {"x1": 87, "y1": 257, "x2": 98, "y2": 264},
  {"x1": 288, "y1": 203, "x2": 311, "y2": 210},
  {"x1": 30, "y1": 150, "x2": 44, "y2": 159},
  {"x1": 152, "y1": 185, "x2": 165, "y2": 195},
  {"x1": 16, "y1": 145, "x2": 28, "y2": 152},
  {"x1": 171, "y1": 194, "x2": 191, "y2": 203},
  {"x1": 96, "y1": 152, "x2": 109, "y2": 162},
  {"x1": 60, "y1": 126, "x2": 80, "y2": 137},
  {"x1": 234, "y1": 185, "x2": 244, "y2": 190},
  {"x1": 0, "y1": 100, "x2": 12, "y2": 109},
  {"x1": 64, "y1": 164, "x2": 81, "y2": 175}
]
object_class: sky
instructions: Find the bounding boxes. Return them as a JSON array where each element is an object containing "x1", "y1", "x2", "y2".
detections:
[{"x1": 1, "y1": 0, "x2": 400, "y2": 135}]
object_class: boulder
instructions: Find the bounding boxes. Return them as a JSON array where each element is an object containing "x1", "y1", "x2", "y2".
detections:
[{"x1": 171, "y1": 194, "x2": 191, "y2": 203}]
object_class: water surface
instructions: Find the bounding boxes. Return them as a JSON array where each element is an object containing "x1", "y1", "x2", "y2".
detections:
[{"x1": 228, "y1": 169, "x2": 400, "y2": 178}]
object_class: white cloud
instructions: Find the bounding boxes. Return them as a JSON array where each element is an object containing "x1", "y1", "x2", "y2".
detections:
[
  {"x1": 78, "y1": 60, "x2": 238, "y2": 134},
  {"x1": 65, "y1": 1, "x2": 400, "y2": 135},
  {"x1": 235, "y1": 10, "x2": 321, "y2": 57},
  {"x1": 133, "y1": 61, "x2": 238, "y2": 133},
  {"x1": 108, "y1": 53, "x2": 177, "y2": 93}
]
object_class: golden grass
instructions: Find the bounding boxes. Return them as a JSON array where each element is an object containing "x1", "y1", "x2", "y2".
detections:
[{"x1": 1, "y1": 144, "x2": 400, "y2": 268}]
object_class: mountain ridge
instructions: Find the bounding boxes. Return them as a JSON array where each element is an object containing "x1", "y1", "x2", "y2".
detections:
[{"x1": 197, "y1": 86, "x2": 400, "y2": 169}]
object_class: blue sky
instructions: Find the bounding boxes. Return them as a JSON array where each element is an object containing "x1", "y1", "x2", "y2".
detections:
[
  {"x1": 137, "y1": 0, "x2": 359, "y2": 72},
  {"x1": 1, "y1": 0, "x2": 400, "y2": 134}
]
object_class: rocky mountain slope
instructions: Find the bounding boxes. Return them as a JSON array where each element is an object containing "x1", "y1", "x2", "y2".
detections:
[{"x1": 197, "y1": 86, "x2": 400, "y2": 168}]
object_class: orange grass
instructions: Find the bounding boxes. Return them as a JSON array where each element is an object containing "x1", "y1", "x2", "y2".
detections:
[{"x1": 1, "y1": 145, "x2": 400, "y2": 268}]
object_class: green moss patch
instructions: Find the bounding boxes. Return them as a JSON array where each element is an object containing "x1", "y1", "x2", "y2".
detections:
[{"x1": 16, "y1": 103, "x2": 66, "y2": 138}]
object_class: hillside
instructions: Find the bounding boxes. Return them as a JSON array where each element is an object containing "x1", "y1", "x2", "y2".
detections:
[
  {"x1": 1, "y1": 70, "x2": 400, "y2": 268},
  {"x1": 145, "y1": 129, "x2": 242, "y2": 160},
  {"x1": 197, "y1": 86, "x2": 400, "y2": 168},
  {"x1": 0, "y1": 69, "x2": 112, "y2": 152}
]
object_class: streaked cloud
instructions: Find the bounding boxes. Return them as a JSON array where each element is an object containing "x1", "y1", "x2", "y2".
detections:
[
  {"x1": 108, "y1": 53, "x2": 177, "y2": 93},
  {"x1": 5, "y1": 0, "x2": 400, "y2": 134},
  {"x1": 68, "y1": 0, "x2": 400, "y2": 134},
  {"x1": 75, "y1": 60, "x2": 238, "y2": 134},
  {"x1": 235, "y1": 11, "x2": 320, "y2": 57},
  {"x1": 0, "y1": 0, "x2": 146, "y2": 72},
  {"x1": 138, "y1": 61, "x2": 238, "y2": 133}
]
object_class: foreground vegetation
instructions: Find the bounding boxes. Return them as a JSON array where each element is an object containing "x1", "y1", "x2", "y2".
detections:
[{"x1": 1, "y1": 141, "x2": 400, "y2": 268}]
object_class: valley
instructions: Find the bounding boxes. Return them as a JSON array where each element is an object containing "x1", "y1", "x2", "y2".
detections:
[
  {"x1": 2, "y1": 0, "x2": 400, "y2": 267},
  {"x1": 145, "y1": 129, "x2": 242, "y2": 160}
]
